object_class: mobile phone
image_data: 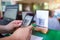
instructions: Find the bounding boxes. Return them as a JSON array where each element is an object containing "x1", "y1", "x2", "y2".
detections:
[{"x1": 23, "y1": 13, "x2": 34, "y2": 26}]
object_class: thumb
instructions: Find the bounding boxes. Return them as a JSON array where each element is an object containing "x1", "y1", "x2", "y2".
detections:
[{"x1": 27, "y1": 25, "x2": 33, "y2": 31}]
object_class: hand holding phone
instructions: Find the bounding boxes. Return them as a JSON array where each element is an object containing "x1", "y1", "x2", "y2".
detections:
[{"x1": 23, "y1": 14, "x2": 34, "y2": 26}]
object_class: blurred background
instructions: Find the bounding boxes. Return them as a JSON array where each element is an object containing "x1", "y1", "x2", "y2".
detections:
[{"x1": 0, "y1": 0, "x2": 60, "y2": 12}]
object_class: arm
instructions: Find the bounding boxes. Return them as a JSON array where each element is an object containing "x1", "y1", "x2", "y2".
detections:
[
  {"x1": 0, "y1": 20, "x2": 22, "y2": 33},
  {"x1": 0, "y1": 26, "x2": 32, "y2": 40},
  {"x1": 0, "y1": 25, "x2": 8, "y2": 33},
  {"x1": 0, "y1": 36, "x2": 16, "y2": 40}
]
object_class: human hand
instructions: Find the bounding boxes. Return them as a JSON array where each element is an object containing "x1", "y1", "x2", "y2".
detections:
[
  {"x1": 11, "y1": 26, "x2": 32, "y2": 40},
  {"x1": 5, "y1": 20, "x2": 22, "y2": 31}
]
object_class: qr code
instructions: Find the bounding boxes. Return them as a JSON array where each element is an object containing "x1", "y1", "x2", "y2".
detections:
[{"x1": 36, "y1": 18, "x2": 45, "y2": 27}]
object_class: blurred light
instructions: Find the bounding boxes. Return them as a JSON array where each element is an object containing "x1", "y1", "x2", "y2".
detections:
[
  {"x1": 19, "y1": 4, "x2": 22, "y2": 11},
  {"x1": 44, "y1": 2, "x2": 48, "y2": 9},
  {"x1": 44, "y1": 2, "x2": 48, "y2": 5}
]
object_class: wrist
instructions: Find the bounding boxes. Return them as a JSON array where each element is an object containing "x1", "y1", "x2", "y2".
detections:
[
  {"x1": 4, "y1": 25, "x2": 13, "y2": 31},
  {"x1": 1, "y1": 25, "x2": 8, "y2": 31},
  {"x1": 4, "y1": 25, "x2": 10, "y2": 31}
]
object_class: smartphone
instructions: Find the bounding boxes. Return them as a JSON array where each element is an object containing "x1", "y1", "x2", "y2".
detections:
[{"x1": 23, "y1": 13, "x2": 34, "y2": 26}]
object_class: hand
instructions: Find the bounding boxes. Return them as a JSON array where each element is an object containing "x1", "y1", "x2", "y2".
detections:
[
  {"x1": 5, "y1": 20, "x2": 22, "y2": 31},
  {"x1": 11, "y1": 26, "x2": 32, "y2": 40}
]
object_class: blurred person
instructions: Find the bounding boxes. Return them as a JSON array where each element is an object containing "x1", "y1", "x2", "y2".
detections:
[{"x1": 48, "y1": 10, "x2": 60, "y2": 30}]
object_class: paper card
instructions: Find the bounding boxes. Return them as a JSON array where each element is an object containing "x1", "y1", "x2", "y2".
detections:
[{"x1": 35, "y1": 10, "x2": 49, "y2": 27}]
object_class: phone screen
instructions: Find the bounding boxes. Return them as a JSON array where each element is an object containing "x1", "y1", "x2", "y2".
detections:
[{"x1": 23, "y1": 14, "x2": 33, "y2": 26}]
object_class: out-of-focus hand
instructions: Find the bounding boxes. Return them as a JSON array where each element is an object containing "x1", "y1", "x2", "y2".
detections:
[
  {"x1": 5, "y1": 20, "x2": 22, "y2": 31},
  {"x1": 11, "y1": 26, "x2": 32, "y2": 40}
]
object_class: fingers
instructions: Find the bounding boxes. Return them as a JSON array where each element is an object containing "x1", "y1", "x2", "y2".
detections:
[
  {"x1": 16, "y1": 25, "x2": 33, "y2": 32},
  {"x1": 10, "y1": 20, "x2": 32, "y2": 31},
  {"x1": 26, "y1": 26, "x2": 32, "y2": 40},
  {"x1": 13, "y1": 20, "x2": 22, "y2": 24},
  {"x1": 27, "y1": 25, "x2": 33, "y2": 31},
  {"x1": 12, "y1": 20, "x2": 23, "y2": 26}
]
